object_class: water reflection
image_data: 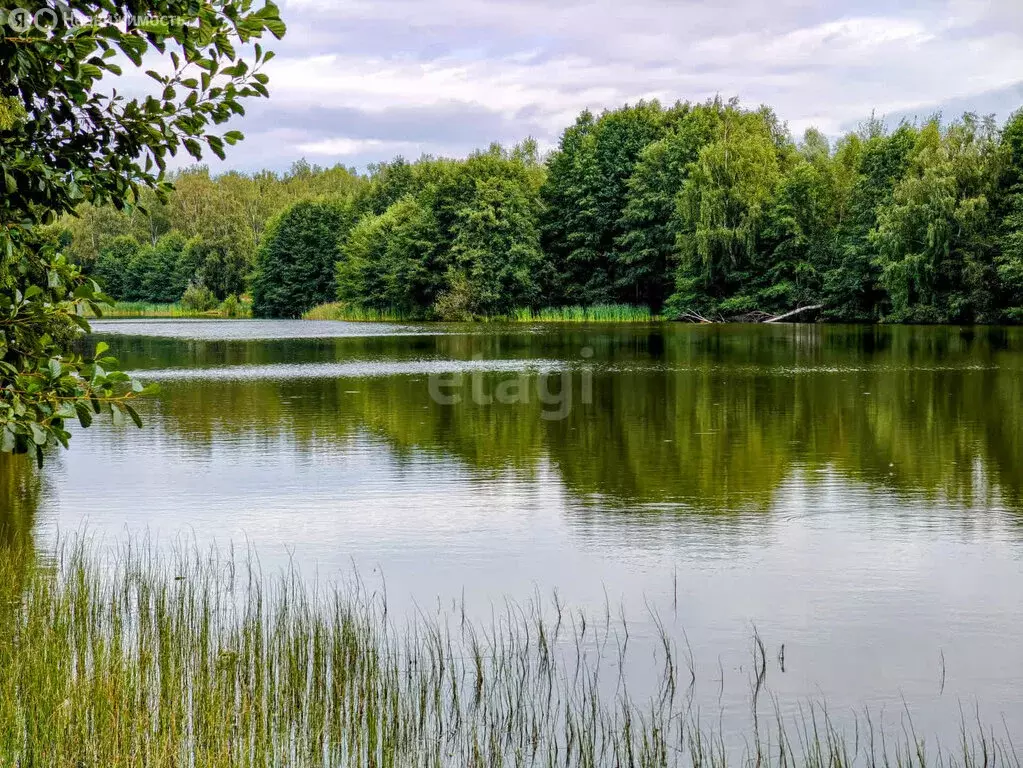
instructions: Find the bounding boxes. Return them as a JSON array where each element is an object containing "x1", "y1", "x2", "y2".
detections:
[
  {"x1": 6, "y1": 321, "x2": 1023, "y2": 742},
  {"x1": 83, "y1": 322, "x2": 1023, "y2": 518},
  {"x1": 0, "y1": 454, "x2": 39, "y2": 550}
]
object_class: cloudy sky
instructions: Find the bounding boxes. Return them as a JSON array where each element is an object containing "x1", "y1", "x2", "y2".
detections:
[{"x1": 208, "y1": 0, "x2": 1023, "y2": 172}]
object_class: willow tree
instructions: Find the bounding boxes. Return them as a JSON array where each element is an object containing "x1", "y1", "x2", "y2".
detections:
[
  {"x1": 1, "y1": 1, "x2": 285, "y2": 462},
  {"x1": 668, "y1": 106, "x2": 783, "y2": 317},
  {"x1": 758, "y1": 129, "x2": 845, "y2": 314},
  {"x1": 873, "y1": 115, "x2": 1001, "y2": 323},
  {"x1": 997, "y1": 109, "x2": 1023, "y2": 318}
]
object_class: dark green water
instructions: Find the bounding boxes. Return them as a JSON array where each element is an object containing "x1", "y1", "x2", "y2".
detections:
[{"x1": 3, "y1": 319, "x2": 1022, "y2": 738}]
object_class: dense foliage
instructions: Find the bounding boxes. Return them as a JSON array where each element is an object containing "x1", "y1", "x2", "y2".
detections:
[
  {"x1": 253, "y1": 199, "x2": 353, "y2": 318},
  {"x1": 1, "y1": 0, "x2": 285, "y2": 460},
  {"x1": 57, "y1": 99, "x2": 1023, "y2": 323}
]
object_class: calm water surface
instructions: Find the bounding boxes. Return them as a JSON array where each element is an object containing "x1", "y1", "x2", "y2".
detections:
[{"x1": 3, "y1": 319, "x2": 1023, "y2": 740}]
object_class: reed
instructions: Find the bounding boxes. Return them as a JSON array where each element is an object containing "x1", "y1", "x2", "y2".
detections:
[
  {"x1": 304, "y1": 302, "x2": 656, "y2": 323},
  {"x1": 302, "y1": 302, "x2": 411, "y2": 322},
  {"x1": 90, "y1": 299, "x2": 253, "y2": 319},
  {"x1": 513, "y1": 304, "x2": 655, "y2": 322},
  {"x1": 0, "y1": 539, "x2": 1015, "y2": 768}
]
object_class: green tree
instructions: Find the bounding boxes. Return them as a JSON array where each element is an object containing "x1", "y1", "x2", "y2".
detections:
[
  {"x1": 253, "y1": 200, "x2": 353, "y2": 318},
  {"x1": 141, "y1": 232, "x2": 189, "y2": 303},
  {"x1": 178, "y1": 235, "x2": 249, "y2": 301},
  {"x1": 873, "y1": 115, "x2": 1001, "y2": 323},
  {"x1": 759, "y1": 129, "x2": 843, "y2": 313},
  {"x1": 335, "y1": 210, "x2": 392, "y2": 313},
  {"x1": 617, "y1": 100, "x2": 724, "y2": 310},
  {"x1": 822, "y1": 121, "x2": 917, "y2": 320},
  {"x1": 667, "y1": 106, "x2": 783, "y2": 317},
  {"x1": 374, "y1": 196, "x2": 444, "y2": 316},
  {"x1": 996, "y1": 109, "x2": 1023, "y2": 318},
  {"x1": 541, "y1": 102, "x2": 671, "y2": 305},
  {"x1": 59, "y1": 203, "x2": 135, "y2": 269},
  {"x1": 170, "y1": 167, "x2": 255, "y2": 263},
  {"x1": 441, "y1": 176, "x2": 543, "y2": 318},
  {"x1": 92, "y1": 235, "x2": 142, "y2": 301},
  {"x1": 364, "y1": 157, "x2": 418, "y2": 215},
  {"x1": 335, "y1": 196, "x2": 442, "y2": 317},
  {"x1": 337, "y1": 145, "x2": 544, "y2": 320}
]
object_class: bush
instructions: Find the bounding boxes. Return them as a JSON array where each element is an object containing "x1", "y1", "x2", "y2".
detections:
[
  {"x1": 432, "y1": 274, "x2": 474, "y2": 321},
  {"x1": 218, "y1": 294, "x2": 245, "y2": 318},
  {"x1": 180, "y1": 283, "x2": 218, "y2": 313}
]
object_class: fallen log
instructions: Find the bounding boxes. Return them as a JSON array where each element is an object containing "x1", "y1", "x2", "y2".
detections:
[
  {"x1": 679, "y1": 310, "x2": 714, "y2": 324},
  {"x1": 764, "y1": 304, "x2": 824, "y2": 323}
]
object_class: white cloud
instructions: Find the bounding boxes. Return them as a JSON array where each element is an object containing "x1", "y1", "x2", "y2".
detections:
[
  {"x1": 297, "y1": 137, "x2": 390, "y2": 156},
  {"x1": 202, "y1": 0, "x2": 1023, "y2": 170}
]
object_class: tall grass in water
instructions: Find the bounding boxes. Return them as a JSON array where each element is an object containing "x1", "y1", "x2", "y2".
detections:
[
  {"x1": 303, "y1": 301, "x2": 654, "y2": 323},
  {"x1": 513, "y1": 304, "x2": 654, "y2": 322},
  {"x1": 0, "y1": 539, "x2": 1016, "y2": 767},
  {"x1": 303, "y1": 302, "x2": 410, "y2": 322},
  {"x1": 90, "y1": 299, "x2": 253, "y2": 319}
]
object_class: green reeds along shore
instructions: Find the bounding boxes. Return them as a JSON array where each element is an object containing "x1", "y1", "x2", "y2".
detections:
[
  {"x1": 0, "y1": 540, "x2": 1015, "y2": 767},
  {"x1": 89, "y1": 298, "x2": 253, "y2": 319},
  {"x1": 303, "y1": 302, "x2": 411, "y2": 322},
  {"x1": 303, "y1": 302, "x2": 655, "y2": 323},
  {"x1": 512, "y1": 304, "x2": 654, "y2": 322}
]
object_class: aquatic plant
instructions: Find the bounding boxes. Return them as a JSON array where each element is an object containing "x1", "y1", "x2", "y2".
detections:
[
  {"x1": 302, "y1": 302, "x2": 411, "y2": 322},
  {"x1": 303, "y1": 301, "x2": 655, "y2": 323},
  {"x1": 90, "y1": 299, "x2": 253, "y2": 319},
  {"x1": 512, "y1": 304, "x2": 655, "y2": 323},
  {"x1": 0, "y1": 538, "x2": 1015, "y2": 767}
]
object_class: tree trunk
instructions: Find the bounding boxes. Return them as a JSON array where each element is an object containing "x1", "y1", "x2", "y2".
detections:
[{"x1": 764, "y1": 305, "x2": 824, "y2": 323}]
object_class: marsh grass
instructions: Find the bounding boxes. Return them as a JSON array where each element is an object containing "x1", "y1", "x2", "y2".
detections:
[
  {"x1": 90, "y1": 299, "x2": 254, "y2": 319},
  {"x1": 512, "y1": 304, "x2": 655, "y2": 322},
  {"x1": 0, "y1": 539, "x2": 1016, "y2": 768},
  {"x1": 303, "y1": 302, "x2": 411, "y2": 322},
  {"x1": 304, "y1": 302, "x2": 655, "y2": 324}
]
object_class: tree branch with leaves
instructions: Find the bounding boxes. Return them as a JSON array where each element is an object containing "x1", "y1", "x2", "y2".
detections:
[{"x1": 1, "y1": 0, "x2": 285, "y2": 463}]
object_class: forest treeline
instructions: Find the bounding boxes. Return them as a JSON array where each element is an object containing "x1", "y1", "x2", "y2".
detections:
[{"x1": 49, "y1": 97, "x2": 1023, "y2": 323}]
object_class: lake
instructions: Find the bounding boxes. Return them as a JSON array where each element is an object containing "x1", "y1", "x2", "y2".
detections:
[{"x1": 3, "y1": 319, "x2": 1022, "y2": 743}]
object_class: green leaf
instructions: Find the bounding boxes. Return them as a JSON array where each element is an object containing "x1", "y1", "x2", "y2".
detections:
[
  {"x1": 207, "y1": 135, "x2": 226, "y2": 160},
  {"x1": 183, "y1": 138, "x2": 203, "y2": 159},
  {"x1": 264, "y1": 17, "x2": 286, "y2": 39},
  {"x1": 29, "y1": 423, "x2": 48, "y2": 446},
  {"x1": 125, "y1": 404, "x2": 144, "y2": 429},
  {"x1": 76, "y1": 404, "x2": 94, "y2": 429},
  {"x1": 0, "y1": 427, "x2": 15, "y2": 454}
]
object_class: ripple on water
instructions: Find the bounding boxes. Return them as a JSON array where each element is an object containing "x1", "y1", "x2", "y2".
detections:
[{"x1": 90, "y1": 318, "x2": 446, "y2": 340}]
